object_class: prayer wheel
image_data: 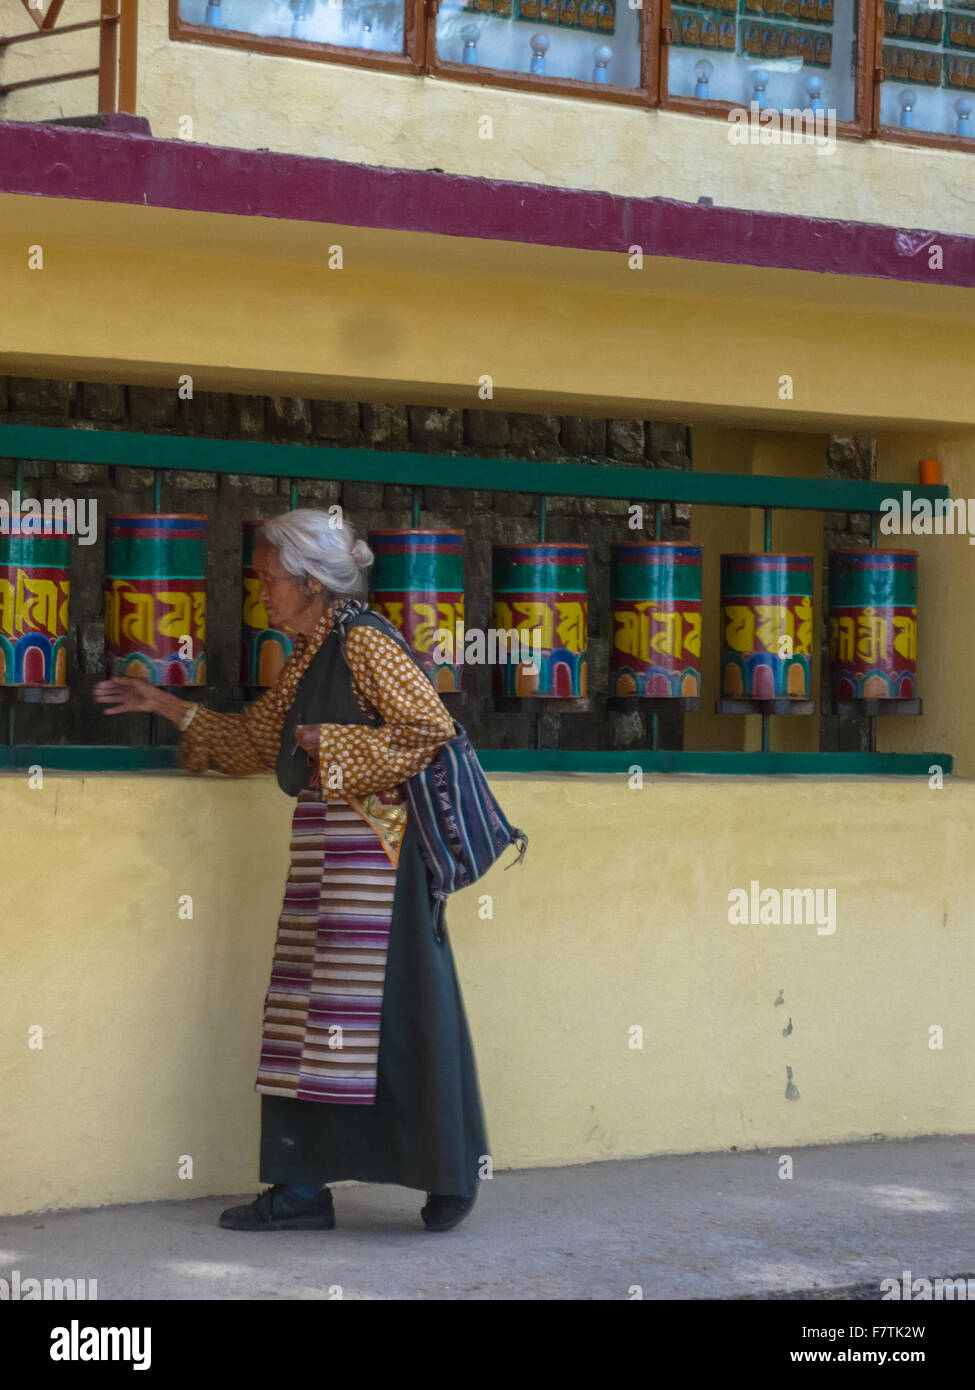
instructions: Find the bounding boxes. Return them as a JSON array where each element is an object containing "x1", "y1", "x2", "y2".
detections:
[
  {"x1": 368, "y1": 530, "x2": 465, "y2": 693},
  {"x1": 0, "y1": 517, "x2": 70, "y2": 687},
  {"x1": 105, "y1": 515, "x2": 207, "y2": 685},
  {"x1": 827, "y1": 549, "x2": 918, "y2": 699},
  {"x1": 492, "y1": 543, "x2": 588, "y2": 699},
  {"x1": 719, "y1": 553, "x2": 814, "y2": 699},
  {"x1": 241, "y1": 520, "x2": 293, "y2": 687},
  {"x1": 610, "y1": 541, "x2": 703, "y2": 697}
]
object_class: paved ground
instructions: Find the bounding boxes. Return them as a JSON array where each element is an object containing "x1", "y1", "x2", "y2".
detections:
[{"x1": 1, "y1": 1135, "x2": 972, "y2": 1300}]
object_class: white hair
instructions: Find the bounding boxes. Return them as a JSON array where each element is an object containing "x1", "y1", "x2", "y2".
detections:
[{"x1": 260, "y1": 510, "x2": 374, "y2": 599}]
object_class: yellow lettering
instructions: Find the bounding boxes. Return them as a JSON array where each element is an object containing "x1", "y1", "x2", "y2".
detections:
[
  {"x1": 892, "y1": 611, "x2": 917, "y2": 662},
  {"x1": 724, "y1": 604, "x2": 756, "y2": 654},
  {"x1": 512, "y1": 601, "x2": 555, "y2": 649},
  {"x1": 649, "y1": 607, "x2": 682, "y2": 659},
  {"x1": 157, "y1": 591, "x2": 192, "y2": 639},
  {"x1": 556, "y1": 601, "x2": 586, "y2": 654},
  {"x1": 120, "y1": 585, "x2": 155, "y2": 646},
  {"x1": 0, "y1": 578, "x2": 14, "y2": 637},
  {"x1": 191, "y1": 591, "x2": 207, "y2": 641},
  {"x1": 613, "y1": 608, "x2": 644, "y2": 660},
  {"x1": 412, "y1": 602, "x2": 441, "y2": 654},
  {"x1": 21, "y1": 574, "x2": 59, "y2": 634},
  {"x1": 794, "y1": 596, "x2": 813, "y2": 654},
  {"x1": 242, "y1": 576, "x2": 269, "y2": 629},
  {"x1": 376, "y1": 600, "x2": 405, "y2": 630},
  {"x1": 829, "y1": 614, "x2": 855, "y2": 662},
  {"x1": 856, "y1": 607, "x2": 888, "y2": 663}
]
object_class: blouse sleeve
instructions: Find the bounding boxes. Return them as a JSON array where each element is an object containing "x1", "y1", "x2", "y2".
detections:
[
  {"x1": 317, "y1": 625, "x2": 454, "y2": 798},
  {"x1": 178, "y1": 684, "x2": 288, "y2": 777}
]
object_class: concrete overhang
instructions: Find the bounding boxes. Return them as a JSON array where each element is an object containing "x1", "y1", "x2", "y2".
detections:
[{"x1": 1, "y1": 120, "x2": 974, "y2": 432}]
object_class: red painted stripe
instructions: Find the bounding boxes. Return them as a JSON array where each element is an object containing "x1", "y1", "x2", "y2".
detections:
[{"x1": 1, "y1": 121, "x2": 972, "y2": 288}]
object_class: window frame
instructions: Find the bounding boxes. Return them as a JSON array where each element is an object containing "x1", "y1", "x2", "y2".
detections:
[
  {"x1": 422, "y1": 0, "x2": 662, "y2": 107},
  {"x1": 169, "y1": 0, "x2": 426, "y2": 78},
  {"x1": 872, "y1": 0, "x2": 975, "y2": 152},
  {"x1": 658, "y1": 0, "x2": 877, "y2": 140},
  {"x1": 170, "y1": 0, "x2": 975, "y2": 151}
]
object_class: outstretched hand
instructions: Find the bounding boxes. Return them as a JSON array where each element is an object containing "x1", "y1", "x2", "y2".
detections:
[{"x1": 93, "y1": 677, "x2": 158, "y2": 715}]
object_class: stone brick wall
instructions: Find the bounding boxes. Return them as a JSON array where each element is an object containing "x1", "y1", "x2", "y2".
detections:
[
  {"x1": 0, "y1": 376, "x2": 870, "y2": 756},
  {"x1": 0, "y1": 379, "x2": 693, "y2": 753}
]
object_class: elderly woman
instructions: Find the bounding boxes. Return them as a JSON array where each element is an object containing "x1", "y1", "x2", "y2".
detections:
[{"x1": 94, "y1": 510, "x2": 488, "y2": 1234}]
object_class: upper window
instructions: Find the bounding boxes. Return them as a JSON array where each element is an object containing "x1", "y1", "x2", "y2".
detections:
[
  {"x1": 175, "y1": 0, "x2": 411, "y2": 62},
  {"x1": 432, "y1": 0, "x2": 645, "y2": 91},
  {"x1": 879, "y1": 0, "x2": 975, "y2": 141},
  {"x1": 664, "y1": 0, "x2": 862, "y2": 126}
]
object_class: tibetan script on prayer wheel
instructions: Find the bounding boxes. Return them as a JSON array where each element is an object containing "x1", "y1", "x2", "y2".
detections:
[
  {"x1": 827, "y1": 549, "x2": 918, "y2": 700},
  {"x1": 0, "y1": 519, "x2": 70, "y2": 687},
  {"x1": 610, "y1": 541, "x2": 703, "y2": 698},
  {"x1": 104, "y1": 515, "x2": 208, "y2": 686},
  {"x1": 720, "y1": 553, "x2": 814, "y2": 699},
  {"x1": 368, "y1": 530, "x2": 466, "y2": 693},
  {"x1": 492, "y1": 543, "x2": 588, "y2": 699}
]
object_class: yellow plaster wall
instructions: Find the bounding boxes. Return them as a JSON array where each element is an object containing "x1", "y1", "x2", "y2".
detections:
[
  {"x1": 1, "y1": 196, "x2": 974, "y2": 432},
  {"x1": 2, "y1": 769, "x2": 973, "y2": 1217},
  {"x1": 2, "y1": 0, "x2": 975, "y2": 236}
]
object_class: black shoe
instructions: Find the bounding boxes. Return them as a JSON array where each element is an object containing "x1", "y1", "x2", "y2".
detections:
[
  {"x1": 421, "y1": 1186, "x2": 478, "y2": 1233},
  {"x1": 219, "y1": 1184, "x2": 335, "y2": 1231}
]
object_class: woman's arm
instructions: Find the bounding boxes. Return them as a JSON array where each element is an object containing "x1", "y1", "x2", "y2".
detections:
[
  {"x1": 310, "y1": 625, "x2": 455, "y2": 798},
  {"x1": 176, "y1": 686, "x2": 287, "y2": 776},
  {"x1": 93, "y1": 677, "x2": 287, "y2": 777}
]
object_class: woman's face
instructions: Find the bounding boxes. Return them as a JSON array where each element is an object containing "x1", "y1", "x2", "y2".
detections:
[{"x1": 253, "y1": 536, "x2": 320, "y2": 633}]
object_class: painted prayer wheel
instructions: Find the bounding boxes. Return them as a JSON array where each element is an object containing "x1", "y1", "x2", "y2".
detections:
[
  {"x1": 0, "y1": 518, "x2": 70, "y2": 687},
  {"x1": 610, "y1": 541, "x2": 703, "y2": 697},
  {"x1": 368, "y1": 530, "x2": 465, "y2": 693},
  {"x1": 492, "y1": 543, "x2": 588, "y2": 699},
  {"x1": 827, "y1": 549, "x2": 918, "y2": 699},
  {"x1": 104, "y1": 515, "x2": 207, "y2": 685},
  {"x1": 719, "y1": 553, "x2": 814, "y2": 699},
  {"x1": 240, "y1": 520, "x2": 294, "y2": 687}
]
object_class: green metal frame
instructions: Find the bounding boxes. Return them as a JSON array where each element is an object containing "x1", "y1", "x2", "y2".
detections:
[
  {"x1": 0, "y1": 424, "x2": 952, "y2": 510},
  {"x1": 0, "y1": 423, "x2": 953, "y2": 777},
  {"x1": 0, "y1": 746, "x2": 952, "y2": 776}
]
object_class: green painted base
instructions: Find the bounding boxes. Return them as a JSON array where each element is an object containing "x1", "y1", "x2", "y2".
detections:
[
  {"x1": 0, "y1": 746, "x2": 953, "y2": 776},
  {"x1": 477, "y1": 750, "x2": 952, "y2": 775}
]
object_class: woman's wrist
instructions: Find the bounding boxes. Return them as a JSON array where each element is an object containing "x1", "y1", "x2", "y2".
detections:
[{"x1": 156, "y1": 690, "x2": 196, "y2": 726}]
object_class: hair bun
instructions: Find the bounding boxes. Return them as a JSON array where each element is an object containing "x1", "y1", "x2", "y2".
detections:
[{"x1": 350, "y1": 538, "x2": 372, "y2": 569}]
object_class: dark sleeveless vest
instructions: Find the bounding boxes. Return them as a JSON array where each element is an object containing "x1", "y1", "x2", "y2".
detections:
[{"x1": 275, "y1": 612, "x2": 391, "y2": 797}]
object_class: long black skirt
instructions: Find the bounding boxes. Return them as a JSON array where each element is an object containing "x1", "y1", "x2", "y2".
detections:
[{"x1": 258, "y1": 815, "x2": 489, "y2": 1199}]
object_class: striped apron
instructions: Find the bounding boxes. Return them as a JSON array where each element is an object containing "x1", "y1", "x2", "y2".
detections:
[{"x1": 255, "y1": 788, "x2": 398, "y2": 1105}]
